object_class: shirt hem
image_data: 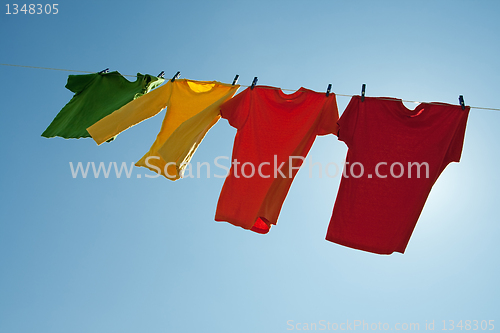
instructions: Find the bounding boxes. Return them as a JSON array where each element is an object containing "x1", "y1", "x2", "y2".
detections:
[{"x1": 325, "y1": 235, "x2": 405, "y2": 255}]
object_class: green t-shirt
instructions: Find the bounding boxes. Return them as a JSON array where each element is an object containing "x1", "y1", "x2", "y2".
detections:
[{"x1": 42, "y1": 71, "x2": 165, "y2": 139}]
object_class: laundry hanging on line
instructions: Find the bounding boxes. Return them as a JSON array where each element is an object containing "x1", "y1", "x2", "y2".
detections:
[
  {"x1": 214, "y1": 85, "x2": 339, "y2": 234},
  {"x1": 326, "y1": 96, "x2": 470, "y2": 255},
  {"x1": 41, "y1": 70, "x2": 471, "y2": 255},
  {"x1": 87, "y1": 78, "x2": 239, "y2": 180},
  {"x1": 41, "y1": 70, "x2": 164, "y2": 139}
]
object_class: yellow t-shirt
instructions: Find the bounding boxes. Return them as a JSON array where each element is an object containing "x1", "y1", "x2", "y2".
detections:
[
  {"x1": 156, "y1": 93, "x2": 226, "y2": 179},
  {"x1": 87, "y1": 79, "x2": 239, "y2": 179}
]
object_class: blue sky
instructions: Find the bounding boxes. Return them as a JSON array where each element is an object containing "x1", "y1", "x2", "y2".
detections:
[{"x1": 1, "y1": 1, "x2": 499, "y2": 332}]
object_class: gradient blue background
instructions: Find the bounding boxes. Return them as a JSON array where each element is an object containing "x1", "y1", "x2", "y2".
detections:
[{"x1": 1, "y1": 1, "x2": 499, "y2": 332}]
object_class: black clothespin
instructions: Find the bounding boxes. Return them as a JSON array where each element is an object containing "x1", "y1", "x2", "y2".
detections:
[
  {"x1": 459, "y1": 95, "x2": 465, "y2": 110},
  {"x1": 250, "y1": 77, "x2": 258, "y2": 90},
  {"x1": 98, "y1": 68, "x2": 109, "y2": 74},
  {"x1": 171, "y1": 71, "x2": 181, "y2": 82},
  {"x1": 326, "y1": 84, "x2": 332, "y2": 97},
  {"x1": 361, "y1": 84, "x2": 366, "y2": 102},
  {"x1": 157, "y1": 71, "x2": 165, "y2": 78},
  {"x1": 232, "y1": 74, "x2": 239, "y2": 86}
]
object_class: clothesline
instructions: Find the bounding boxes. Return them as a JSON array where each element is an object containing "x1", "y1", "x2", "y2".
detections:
[{"x1": 2, "y1": 62, "x2": 499, "y2": 112}]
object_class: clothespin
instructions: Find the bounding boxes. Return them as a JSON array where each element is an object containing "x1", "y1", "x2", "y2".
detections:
[
  {"x1": 98, "y1": 68, "x2": 109, "y2": 74},
  {"x1": 232, "y1": 74, "x2": 239, "y2": 86},
  {"x1": 171, "y1": 71, "x2": 181, "y2": 82},
  {"x1": 251, "y1": 77, "x2": 258, "y2": 90},
  {"x1": 459, "y1": 95, "x2": 465, "y2": 110},
  {"x1": 326, "y1": 84, "x2": 332, "y2": 97},
  {"x1": 361, "y1": 84, "x2": 366, "y2": 102},
  {"x1": 157, "y1": 71, "x2": 165, "y2": 78}
]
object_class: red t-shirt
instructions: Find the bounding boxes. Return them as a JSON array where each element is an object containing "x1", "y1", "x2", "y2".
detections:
[
  {"x1": 216, "y1": 86, "x2": 339, "y2": 233},
  {"x1": 326, "y1": 96, "x2": 470, "y2": 254}
]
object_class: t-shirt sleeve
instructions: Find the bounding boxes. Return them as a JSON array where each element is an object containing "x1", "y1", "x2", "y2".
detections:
[
  {"x1": 336, "y1": 96, "x2": 360, "y2": 148},
  {"x1": 443, "y1": 106, "x2": 470, "y2": 165},
  {"x1": 65, "y1": 74, "x2": 97, "y2": 94},
  {"x1": 220, "y1": 89, "x2": 249, "y2": 129},
  {"x1": 317, "y1": 94, "x2": 340, "y2": 136},
  {"x1": 87, "y1": 82, "x2": 172, "y2": 145}
]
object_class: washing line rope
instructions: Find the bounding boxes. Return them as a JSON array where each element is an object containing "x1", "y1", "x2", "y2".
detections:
[{"x1": 2, "y1": 63, "x2": 499, "y2": 112}]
